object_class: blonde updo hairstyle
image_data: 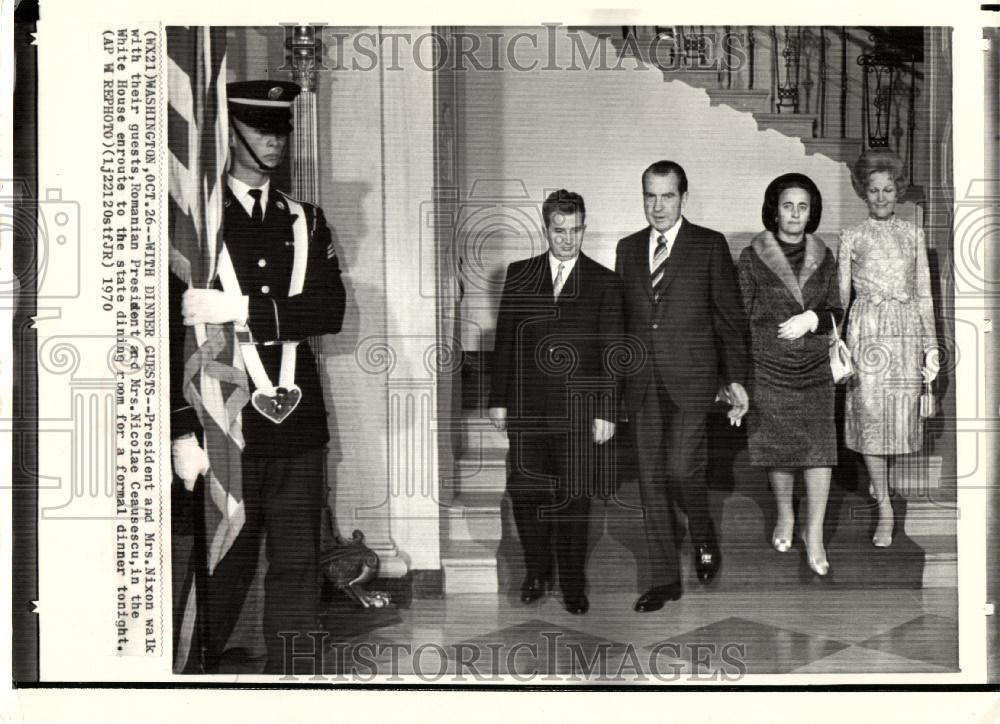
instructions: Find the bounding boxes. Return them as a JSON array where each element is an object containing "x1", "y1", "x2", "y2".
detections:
[{"x1": 850, "y1": 149, "x2": 907, "y2": 202}]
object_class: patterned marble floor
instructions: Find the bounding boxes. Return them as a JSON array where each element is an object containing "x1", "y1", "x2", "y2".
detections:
[
  {"x1": 214, "y1": 463, "x2": 960, "y2": 682},
  {"x1": 311, "y1": 586, "x2": 958, "y2": 682}
]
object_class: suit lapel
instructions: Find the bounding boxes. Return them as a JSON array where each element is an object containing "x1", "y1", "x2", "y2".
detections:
[
  {"x1": 264, "y1": 189, "x2": 294, "y2": 230},
  {"x1": 223, "y1": 186, "x2": 244, "y2": 219},
  {"x1": 631, "y1": 230, "x2": 655, "y2": 302},
  {"x1": 224, "y1": 185, "x2": 296, "y2": 230},
  {"x1": 531, "y1": 253, "x2": 554, "y2": 300},
  {"x1": 654, "y1": 218, "x2": 691, "y2": 299},
  {"x1": 797, "y1": 233, "x2": 825, "y2": 291},
  {"x1": 554, "y1": 253, "x2": 583, "y2": 305}
]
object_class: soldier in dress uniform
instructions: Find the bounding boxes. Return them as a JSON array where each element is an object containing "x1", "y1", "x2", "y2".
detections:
[{"x1": 170, "y1": 80, "x2": 346, "y2": 674}]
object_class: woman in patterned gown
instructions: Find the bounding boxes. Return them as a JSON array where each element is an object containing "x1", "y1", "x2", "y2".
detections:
[
  {"x1": 839, "y1": 150, "x2": 939, "y2": 548},
  {"x1": 738, "y1": 173, "x2": 844, "y2": 576}
]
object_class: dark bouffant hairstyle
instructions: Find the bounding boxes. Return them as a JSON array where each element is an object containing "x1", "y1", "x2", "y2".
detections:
[
  {"x1": 761, "y1": 173, "x2": 823, "y2": 235},
  {"x1": 542, "y1": 189, "x2": 586, "y2": 228},
  {"x1": 850, "y1": 149, "x2": 907, "y2": 201}
]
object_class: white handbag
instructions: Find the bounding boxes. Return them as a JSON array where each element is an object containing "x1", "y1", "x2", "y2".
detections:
[
  {"x1": 919, "y1": 380, "x2": 936, "y2": 418},
  {"x1": 829, "y1": 314, "x2": 854, "y2": 384}
]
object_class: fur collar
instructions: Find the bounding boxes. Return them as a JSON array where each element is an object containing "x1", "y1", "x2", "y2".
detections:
[{"x1": 749, "y1": 230, "x2": 827, "y2": 308}]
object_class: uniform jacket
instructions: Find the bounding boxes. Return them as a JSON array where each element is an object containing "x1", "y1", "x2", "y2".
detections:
[{"x1": 169, "y1": 185, "x2": 346, "y2": 457}]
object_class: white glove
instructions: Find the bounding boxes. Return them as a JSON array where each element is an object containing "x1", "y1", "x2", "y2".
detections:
[
  {"x1": 488, "y1": 407, "x2": 507, "y2": 432},
  {"x1": 921, "y1": 348, "x2": 940, "y2": 384},
  {"x1": 171, "y1": 434, "x2": 209, "y2": 491},
  {"x1": 592, "y1": 418, "x2": 615, "y2": 445},
  {"x1": 777, "y1": 310, "x2": 818, "y2": 341},
  {"x1": 181, "y1": 288, "x2": 249, "y2": 326}
]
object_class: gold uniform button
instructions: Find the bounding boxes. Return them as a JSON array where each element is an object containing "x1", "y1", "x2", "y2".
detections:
[
  {"x1": 261, "y1": 285, "x2": 270, "y2": 294},
  {"x1": 258, "y1": 258, "x2": 267, "y2": 267}
]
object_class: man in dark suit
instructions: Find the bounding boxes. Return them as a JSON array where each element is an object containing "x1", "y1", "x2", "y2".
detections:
[
  {"x1": 170, "y1": 80, "x2": 346, "y2": 672},
  {"x1": 615, "y1": 161, "x2": 749, "y2": 612},
  {"x1": 488, "y1": 190, "x2": 624, "y2": 615}
]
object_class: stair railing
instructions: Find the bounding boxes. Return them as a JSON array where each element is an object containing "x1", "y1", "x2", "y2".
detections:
[
  {"x1": 617, "y1": 25, "x2": 924, "y2": 183},
  {"x1": 773, "y1": 26, "x2": 803, "y2": 114}
]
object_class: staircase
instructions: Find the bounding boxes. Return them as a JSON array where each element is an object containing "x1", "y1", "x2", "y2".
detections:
[
  {"x1": 603, "y1": 27, "x2": 871, "y2": 168},
  {"x1": 483, "y1": 415, "x2": 956, "y2": 594},
  {"x1": 440, "y1": 26, "x2": 952, "y2": 594},
  {"x1": 444, "y1": 397, "x2": 954, "y2": 594},
  {"x1": 440, "y1": 409, "x2": 508, "y2": 594}
]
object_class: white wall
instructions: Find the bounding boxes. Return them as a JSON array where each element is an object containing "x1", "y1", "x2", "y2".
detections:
[{"x1": 453, "y1": 26, "x2": 919, "y2": 351}]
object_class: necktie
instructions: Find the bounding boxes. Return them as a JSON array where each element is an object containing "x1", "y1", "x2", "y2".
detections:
[
  {"x1": 248, "y1": 188, "x2": 263, "y2": 224},
  {"x1": 553, "y1": 262, "x2": 565, "y2": 300},
  {"x1": 651, "y1": 234, "x2": 668, "y2": 301}
]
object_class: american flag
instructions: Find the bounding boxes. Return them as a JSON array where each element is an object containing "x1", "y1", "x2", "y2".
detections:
[{"x1": 166, "y1": 26, "x2": 249, "y2": 673}]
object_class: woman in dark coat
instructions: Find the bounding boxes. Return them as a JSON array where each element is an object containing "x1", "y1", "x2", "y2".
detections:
[{"x1": 737, "y1": 173, "x2": 844, "y2": 576}]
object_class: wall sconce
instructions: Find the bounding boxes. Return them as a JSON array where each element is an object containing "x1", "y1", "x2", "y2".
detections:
[{"x1": 284, "y1": 25, "x2": 323, "y2": 92}]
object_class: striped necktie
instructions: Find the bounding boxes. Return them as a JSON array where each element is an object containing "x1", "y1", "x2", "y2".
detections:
[
  {"x1": 248, "y1": 188, "x2": 263, "y2": 224},
  {"x1": 553, "y1": 262, "x2": 565, "y2": 300},
  {"x1": 651, "y1": 234, "x2": 669, "y2": 301}
]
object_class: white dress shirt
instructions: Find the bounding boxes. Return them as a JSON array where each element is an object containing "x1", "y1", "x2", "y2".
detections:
[
  {"x1": 548, "y1": 252, "x2": 579, "y2": 288},
  {"x1": 228, "y1": 175, "x2": 271, "y2": 219},
  {"x1": 648, "y1": 216, "x2": 683, "y2": 271}
]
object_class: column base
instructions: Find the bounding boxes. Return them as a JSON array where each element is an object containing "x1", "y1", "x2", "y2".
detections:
[{"x1": 369, "y1": 540, "x2": 410, "y2": 578}]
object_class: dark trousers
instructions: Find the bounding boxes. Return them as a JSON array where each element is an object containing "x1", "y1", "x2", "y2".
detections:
[
  {"x1": 633, "y1": 376, "x2": 714, "y2": 586},
  {"x1": 506, "y1": 428, "x2": 595, "y2": 597},
  {"x1": 195, "y1": 447, "x2": 325, "y2": 672}
]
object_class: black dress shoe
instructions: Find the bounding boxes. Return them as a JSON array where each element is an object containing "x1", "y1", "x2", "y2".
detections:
[
  {"x1": 694, "y1": 544, "x2": 721, "y2": 583},
  {"x1": 520, "y1": 576, "x2": 549, "y2": 604},
  {"x1": 563, "y1": 593, "x2": 589, "y2": 615},
  {"x1": 633, "y1": 583, "x2": 682, "y2": 612}
]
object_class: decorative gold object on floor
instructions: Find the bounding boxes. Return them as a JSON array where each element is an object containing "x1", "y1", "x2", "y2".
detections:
[{"x1": 320, "y1": 508, "x2": 392, "y2": 609}]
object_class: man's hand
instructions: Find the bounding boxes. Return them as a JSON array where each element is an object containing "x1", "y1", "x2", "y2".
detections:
[
  {"x1": 715, "y1": 385, "x2": 732, "y2": 406},
  {"x1": 488, "y1": 407, "x2": 507, "y2": 432},
  {"x1": 777, "y1": 311, "x2": 818, "y2": 341},
  {"x1": 592, "y1": 418, "x2": 615, "y2": 445},
  {"x1": 181, "y1": 289, "x2": 249, "y2": 327},
  {"x1": 721, "y1": 381, "x2": 749, "y2": 427},
  {"x1": 171, "y1": 433, "x2": 209, "y2": 491},
  {"x1": 921, "y1": 348, "x2": 940, "y2": 384}
]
